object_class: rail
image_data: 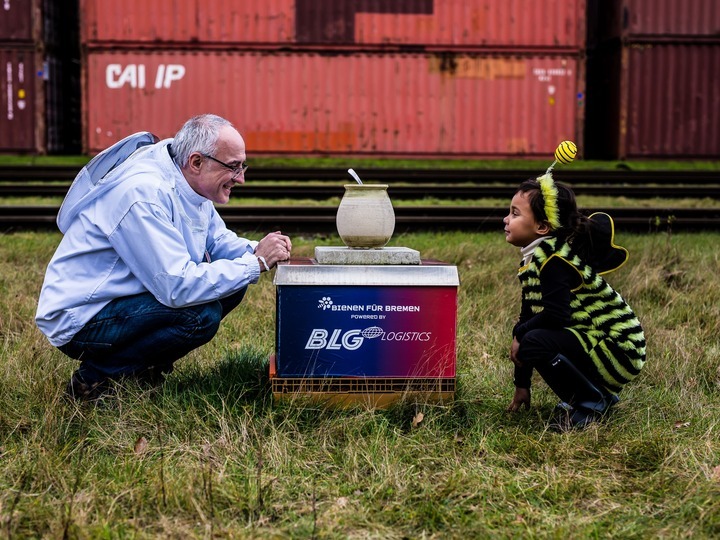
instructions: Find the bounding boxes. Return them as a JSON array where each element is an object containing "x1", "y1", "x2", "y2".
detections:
[
  {"x1": 1, "y1": 205, "x2": 717, "y2": 232},
  {"x1": 1, "y1": 165, "x2": 717, "y2": 232},
  {"x1": 2, "y1": 183, "x2": 720, "y2": 199}
]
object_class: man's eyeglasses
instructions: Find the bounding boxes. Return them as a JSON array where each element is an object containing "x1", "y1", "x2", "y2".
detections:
[{"x1": 202, "y1": 154, "x2": 248, "y2": 180}]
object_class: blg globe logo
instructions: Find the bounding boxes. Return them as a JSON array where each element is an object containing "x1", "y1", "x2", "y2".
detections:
[{"x1": 361, "y1": 326, "x2": 384, "y2": 339}]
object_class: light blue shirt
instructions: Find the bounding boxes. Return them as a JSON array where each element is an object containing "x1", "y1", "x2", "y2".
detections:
[{"x1": 36, "y1": 137, "x2": 260, "y2": 346}]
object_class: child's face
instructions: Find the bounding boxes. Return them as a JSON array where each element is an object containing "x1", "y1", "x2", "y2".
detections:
[{"x1": 503, "y1": 191, "x2": 549, "y2": 247}]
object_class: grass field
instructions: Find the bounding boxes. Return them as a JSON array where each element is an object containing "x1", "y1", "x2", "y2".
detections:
[{"x1": 1, "y1": 229, "x2": 719, "y2": 538}]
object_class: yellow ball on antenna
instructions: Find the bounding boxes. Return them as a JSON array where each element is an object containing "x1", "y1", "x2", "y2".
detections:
[{"x1": 554, "y1": 140, "x2": 577, "y2": 164}]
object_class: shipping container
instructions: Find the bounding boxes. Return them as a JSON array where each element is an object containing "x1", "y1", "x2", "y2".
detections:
[
  {"x1": 587, "y1": 42, "x2": 720, "y2": 158},
  {"x1": 0, "y1": 1, "x2": 80, "y2": 153},
  {"x1": 1, "y1": 48, "x2": 81, "y2": 154},
  {"x1": 83, "y1": 49, "x2": 584, "y2": 157},
  {"x1": 1, "y1": 46, "x2": 41, "y2": 152},
  {"x1": 588, "y1": 0, "x2": 720, "y2": 44},
  {"x1": 80, "y1": 0, "x2": 586, "y2": 50},
  {"x1": 621, "y1": 43, "x2": 720, "y2": 157},
  {"x1": 622, "y1": 0, "x2": 720, "y2": 38},
  {"x1": 0, "y1": 0, "x2": 36, "y2": 42},
  {"x1": 0, "y1": 0, "x2": 73, "y2": 46}
]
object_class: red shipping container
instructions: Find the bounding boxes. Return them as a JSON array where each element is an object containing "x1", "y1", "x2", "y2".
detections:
[
  {"x1": 0, "y1": 0, "x2": 36, "y2": 42},
  {"x1": 83, "y1": 50, "x2": 584, "y2": 157},
  {"x1": 80, "y1": 0, "x2": 586, "y2": 50},
  {"x1": 623, "y1": 0, "x2": 720, "y2": 38},
  {"x1": 620, "y1": 43, "x2": 720, "y2": 158},
  {"x1": 0, "y1": 47, "x2": 42, "y2": 152},
  {"x1": 591, "y1": 0, "x2": 720, "y2": 42}
]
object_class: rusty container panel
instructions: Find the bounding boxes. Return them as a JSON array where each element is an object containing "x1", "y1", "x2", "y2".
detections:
[
  {"x1": 589, "y1": 0, "x2": 720, "y2": 43},
  {"x1": 83, "y1": 50, "x2": 583, "y2": 157},
  {"x1": 81, "y1": 0, "x2": 294, "y2": 45},
  {"x1": 620, "y1": 43, "x2": 720, "y2": 158},
  {"x1": 300, "y1": 0, "x2": 586, "y2": 49},
  {"x1": 622, "y1": 0, "x2": 720, "y2": 38},
  {"x1": 0, "y1": 0, "x2": 37, "y2": 42},
  {"x1": 80, "y1": 0, "x2": 586, "y2": 49},
  {"x1": 1, "y1": 47, "x2": 42, "y2": 152}
]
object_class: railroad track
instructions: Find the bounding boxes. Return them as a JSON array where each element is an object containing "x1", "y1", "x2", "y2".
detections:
[
  {"x1": 2, "y1": 205, "x2": 718, "y2": 232},
  {"x1": 1, "y1": 165, "x2": 719, "y2": 184},
  {"x1": 2, "y1": 183, "x2": 720, "y2": 200},
  {"x1": 2, "y1": 165, "x2": 720, "y2": 200},
  {"x1": 1, "y1": 165, "x2": 718, "y2": 231}
]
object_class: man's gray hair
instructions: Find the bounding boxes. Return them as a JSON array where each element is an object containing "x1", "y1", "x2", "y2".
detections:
[{"x1": 171, "y1": 114, "x2": 233, "y2": 167}]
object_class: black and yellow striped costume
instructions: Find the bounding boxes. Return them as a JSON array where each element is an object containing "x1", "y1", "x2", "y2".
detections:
[{"x1": 517, "y1": 234, "x2": 646, "y2": 393}]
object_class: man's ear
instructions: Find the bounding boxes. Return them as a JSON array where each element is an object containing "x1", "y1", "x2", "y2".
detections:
[
  {"x1": 188, "y1": 152, "x2": 204, "y2": 173},
  {"x1": 536, "y1": 221, "x2": 551, "y2": 235}
]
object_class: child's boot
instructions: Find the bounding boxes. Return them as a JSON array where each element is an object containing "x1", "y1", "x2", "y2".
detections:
[{"x1": 536, "y1": 354, "x2": 619, "y2": 431}]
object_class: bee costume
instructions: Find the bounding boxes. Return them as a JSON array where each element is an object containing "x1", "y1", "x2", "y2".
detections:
[{"x1": 513, "y1": 142, "x2": 646, "y2": 428}]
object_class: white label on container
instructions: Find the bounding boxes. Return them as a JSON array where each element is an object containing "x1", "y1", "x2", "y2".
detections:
[
  {"x1": 6, "y1": 62, "x2": 13, "y2": 120},
  {"x1": 106, "y1": 64, "x2": 185, "y2": 89}
]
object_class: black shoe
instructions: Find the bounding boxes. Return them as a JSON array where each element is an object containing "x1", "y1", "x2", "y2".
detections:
[
  {"x1": 549, "y1": 395, "x2": 619, "y2": 432},
  {"x1": 550, "y1": 406, "x2": 600, "y2": 432},
  {"x1": 64, "y1": 372, "x2": 111, "y2": 402}
]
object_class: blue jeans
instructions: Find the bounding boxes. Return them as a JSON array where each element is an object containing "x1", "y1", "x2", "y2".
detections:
[{"x1": 59, "y1": 289, "x2": 247, "y2": 385}]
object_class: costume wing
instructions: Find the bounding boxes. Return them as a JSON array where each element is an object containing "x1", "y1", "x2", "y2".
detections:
[{"x1": 586, "y1": 212, "x2": 629, "y2": 275}]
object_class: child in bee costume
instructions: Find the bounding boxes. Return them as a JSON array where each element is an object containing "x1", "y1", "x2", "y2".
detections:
[{"x1": 503, "y1": 142, "x2": 646, "y2": 430}]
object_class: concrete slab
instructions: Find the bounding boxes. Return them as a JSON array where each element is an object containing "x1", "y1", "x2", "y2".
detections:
[{"x1": 315, "y1": 246, "x2": 421, "y2": 265}]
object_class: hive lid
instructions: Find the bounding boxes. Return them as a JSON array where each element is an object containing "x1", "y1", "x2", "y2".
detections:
[{"x1": 274, "y1": 257, "x2": 459, "y2": 286}]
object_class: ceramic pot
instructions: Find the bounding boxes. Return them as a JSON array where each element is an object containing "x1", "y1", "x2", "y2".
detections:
[{"x1": 336, "y1": 184, "x2": 395, "y2": 248}]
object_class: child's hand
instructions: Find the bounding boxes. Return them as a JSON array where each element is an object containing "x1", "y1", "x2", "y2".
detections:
[
  {"x1": 507, "y1": 387, "x2": 531, "y2": 412},
  {"x1": 510, "y1": 337, "x2": 522, "y2": 367}
]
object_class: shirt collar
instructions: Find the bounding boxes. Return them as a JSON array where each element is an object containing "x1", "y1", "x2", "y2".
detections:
[{"x1": 520, "y1": 236, "x2": 550, "y2": 266}]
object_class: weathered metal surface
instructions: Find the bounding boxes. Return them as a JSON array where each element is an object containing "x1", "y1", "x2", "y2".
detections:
[
  {"x1": 620, "y1": 0, "x2": 720, "y2": 39},
  {"x1": 0, "y1": 47, "x2": 40, "y2": 152},
  {"x1": 588, "y1": 0, "x2": 720, "y2": 44},
  {"x1": 0, "y1": 1, "x2": 80, "y2": 154},
  {"x1": 80, "y1": 0, "x2": 586, "y2": 49},
  {"x1": 83, "y1": 50, "x2": 584, "y2": 157},
  {"x1": 0, "y1": 0, "x2": 36, "y2": 42},
  {"x1": 620, "y1": 43, "x2": 720, "y2": 158}
]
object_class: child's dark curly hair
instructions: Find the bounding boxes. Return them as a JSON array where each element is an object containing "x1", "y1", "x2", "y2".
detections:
[{"x1": 517, "y1": 178, "x2": 591, "y2": 249}]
